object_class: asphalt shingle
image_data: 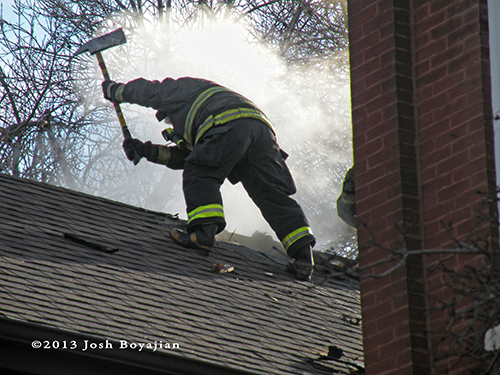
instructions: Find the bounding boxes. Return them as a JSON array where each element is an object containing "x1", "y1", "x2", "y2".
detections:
[{"x1": 0, "y1": 173, "x2": 363, "y2": 374}]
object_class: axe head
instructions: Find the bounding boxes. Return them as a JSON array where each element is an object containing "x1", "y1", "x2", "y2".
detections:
[{"x1": 74, "y1": 28, "x2": 126, "y2": 56}]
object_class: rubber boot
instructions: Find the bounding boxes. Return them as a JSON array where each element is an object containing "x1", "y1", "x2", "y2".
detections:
[
  {"x1": 286, "y1": 244, "x2": 314, "y2": 281},
  {"x1": 170, "y1": 224, "x2": 217, "y2": 252}
]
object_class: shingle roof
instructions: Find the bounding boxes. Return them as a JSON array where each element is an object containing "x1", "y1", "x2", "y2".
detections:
[{"x1": 0, "y1": 173, "x2": 363, "y2": 374}]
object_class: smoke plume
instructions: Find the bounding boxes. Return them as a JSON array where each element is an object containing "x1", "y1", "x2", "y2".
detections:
[{"x1": 77, "y1": 14, "x2": 354, "y2": 254}]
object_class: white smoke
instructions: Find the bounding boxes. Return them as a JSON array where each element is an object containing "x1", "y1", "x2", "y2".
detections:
[{"x1": 78, "y1": 13, "x2": 353, "y2": 252}]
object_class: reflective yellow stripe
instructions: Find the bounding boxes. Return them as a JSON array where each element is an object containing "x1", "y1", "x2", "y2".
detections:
[
  {"x1": 115, "y1": 85, "x2": 125, "y2": 102},
  {"x1": 194, "y1": 108, "x2": 276, "y2": 145},
  {"x1": 184, "y1": 86, "x2": 230, "y2": 145},
  {"x1": 195, "y1": 114, "x2": 215, "y2": 145},
  {"x1": 185, "y1": 86, "x2": 277, "y2": 147},
  {"x1": 188, "y1": 204, "x2": 225, "y2": 223},
  {"x1": 156, "y1": 146, "x2": 171, "y2": 165},
  {"x1": 281, "y1": 227, "x2": 314, "y2": 250}
]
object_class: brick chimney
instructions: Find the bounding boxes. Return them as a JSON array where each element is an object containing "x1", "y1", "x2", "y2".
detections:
[{"x1": 348, "y1": 1, "x2": 499, "y2": 374}]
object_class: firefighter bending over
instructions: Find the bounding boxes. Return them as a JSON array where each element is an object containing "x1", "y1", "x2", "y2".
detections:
[{"x1": 102, "y1": 77, "x2": 316, "y2": 281}]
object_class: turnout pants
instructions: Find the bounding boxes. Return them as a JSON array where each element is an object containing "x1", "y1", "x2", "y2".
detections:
[{"x1": 182, "y1": 118, "x2": 315, "y2": 256}]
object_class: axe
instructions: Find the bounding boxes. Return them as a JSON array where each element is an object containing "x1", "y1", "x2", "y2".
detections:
[{"x1": 74, "y1": 28, "x2": 140, "y2": 165}]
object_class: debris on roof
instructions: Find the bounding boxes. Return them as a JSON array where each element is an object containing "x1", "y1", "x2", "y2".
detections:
[
  {"x1": 0, "y1": 173, "x2": 363, "y2": 375},
  {"x1": 212, "y1": 263, "x2": 234, "y2": 273},
  {"x1": 217, "y1": 229, "x2": 288, "y2": 260}
]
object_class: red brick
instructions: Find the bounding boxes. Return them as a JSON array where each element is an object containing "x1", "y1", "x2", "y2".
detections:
[
  {"x1": 418, "y1": 90, "x2": 449, "y2": 116},
  {"x1": 419, "y1": 71, "x2": 447, "y2": 96},
  {"x1": 468, "y1": 144, "x2": 489, "y2": 163},
  {"x1": 419, "y1": 136, "x2": 435, "y2": 154},
  {"x1": 367, "y1": 150, "x2": 390, "y2": 168},
  {"x1": 379, "y1": 23, "x2": 394, "y2": 41},
  {"x1": 355, "y1": 82, "x2": 383, "y2": 108},
  {"x1": 433, "y1": 95, "x2": 468, "y2": 122},
  {"x1": 349, "y1": 2, "x2": 378, "y2": 26},
  {"x1": 422, "y1": 144, "x2": 452, "y2": 165},
  {"x1": 446, "y1": 21, "x2": 478, "y2": 48},
  {"x1": 436, "y1": 153, "x2": 471, "y2": 176},
  {"x1": 433, "y1": 70, "x2": 466, "y2": 95},
  {"x1": 431, "y1": 16, "x2": 465, "y2": 41},
  {"x1": 356, "y1": 31, "x2": 382, "y2": 59},
  {"x1": 395, "y1": 344, "x2": 413, "y2": 367},
  {"x1": 362, "y1": 347, "x2": 381, "y2": 369},
  {"x1": 365, "y1": 327, "x2": 396, "y2": 356},
  {"x1": 466, "y1": 87, "x2": 488, "y2": 106},
  {"x1": 364, "y1": 297, "x2": 393, "y2": 316},
  {"x1": 414, "y1": 2, "x2": 430, "y2": 19},
  {"x1": 415, "y1": 7, "x2": 445, "y2": 31},
  {"x1": 430, "y1": 43, "x2": 465, "y2": 69},
  {"x1": 464, "y1": 57, "x2": 485, "y2": 79},
  {"x1": 378, "y1": 335, "x2": 409, "y2": 359},
  {"x1": 361, "y1": 318, "x2": 378, "y2": 338},
  {"x1": 350, "y1": 1, "x2": 498, "y2": 374},
  {"x1": 392, "y1": 292, "x2": 409, "y2": 310},
  {"x1": 362, "y1": 9, "x2": 394, "y2": 39},
  {"x1": 446, "y1": 0, "x2": 475, "y2": 18},
  {"x1": 349, "y1": 49, "x2": 366, "y2": 72},
  {"x1": 375, "y1": 307, "x2": 412, "y2": 333},
  {"x1": 429, "y1": 0, "x2": 454, "y2": 20},
  {"x1": 449, "y1": 104, "x2": 481, "y2": 128},
  {"x1": 419, "y1": 118, "x2": 451, "y2": 141},
  {"x1": 366, "y1": 355, "x2": 399, "y2": 375},
  {"x1": 451, "y1": 129, "x2": 484, "y2": 154},
  {"x1": 364, "y1": 65, "x2": 397, "y2": 90},
  {"x1": 366, "y1": 119, "x2": 397, "y2": 141},
  {"x1": 416, "y1": 38, "x2": 447, "y2": 63},
  {"x1": 425, "y1": 200, "x2": 456, "y2": 223}
]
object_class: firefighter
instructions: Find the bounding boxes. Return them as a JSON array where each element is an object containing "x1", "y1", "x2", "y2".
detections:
[
  {"x1": 102, "y1": 77, "x2": 316, "y2": 280},
  {"x1": 336, "y1": 167, "x2": 356, "y2": 227}
]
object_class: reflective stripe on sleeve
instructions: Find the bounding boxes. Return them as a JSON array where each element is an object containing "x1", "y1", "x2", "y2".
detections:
[
  {"x1": 281, "y1": 227, "x2": 314, "y2": 251},
  {"x1": 115, "y1": 85, "x2": 125, "y2": 103},
  {"x1": 188, "y1": 204, "x2": 225, "y2": 224},
  {"x1": 156, "y1": 146, "x2": 171, "y2": 165}
]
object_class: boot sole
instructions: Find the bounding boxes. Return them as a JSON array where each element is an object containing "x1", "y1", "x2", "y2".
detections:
[{"x1": 170, "y1": 229, "x2": 214, "y2": 253}]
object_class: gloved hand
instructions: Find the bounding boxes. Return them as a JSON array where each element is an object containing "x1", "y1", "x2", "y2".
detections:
[
  {"x1": 122, "y1": 138, "x2": 154, "y2": 162},
  {"x1": 102, "y1": 80, "x2": 123, "y2": 102}
]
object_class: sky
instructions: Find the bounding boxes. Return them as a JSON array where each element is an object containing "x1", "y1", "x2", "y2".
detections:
[{"x1": 1, "y1": 1, "x2": 15, "y2": 21}]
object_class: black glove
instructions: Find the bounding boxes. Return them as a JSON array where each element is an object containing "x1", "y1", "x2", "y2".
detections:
[
  {"x1": 102, "y1": 80, "x2": 123, "y2": 102},
  {"x1": 122, "y1": 138, "x2": 157, "y2": 162}
]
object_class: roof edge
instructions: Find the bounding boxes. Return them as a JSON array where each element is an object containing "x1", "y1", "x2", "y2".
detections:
[{"x1": 0, "y1": 317, "x2": 260, "y2": 375}]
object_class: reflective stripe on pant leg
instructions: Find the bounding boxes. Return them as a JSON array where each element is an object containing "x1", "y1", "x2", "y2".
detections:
[
  {"x1": 281, "y1": 226, "x2": 314, "y2": 251},
  {"x1": 188, "y1": 204, "x2": 225, "y2": 225}
]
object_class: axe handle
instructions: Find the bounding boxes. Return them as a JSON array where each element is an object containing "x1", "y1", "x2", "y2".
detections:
[{"x1": 95, "y1": 51, "x2": 140, "y2": 165}]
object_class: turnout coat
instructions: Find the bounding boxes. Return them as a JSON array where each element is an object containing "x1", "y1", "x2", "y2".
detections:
[{"x1": 117, "y1": 77, "x2": 315, "y2": 256}]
